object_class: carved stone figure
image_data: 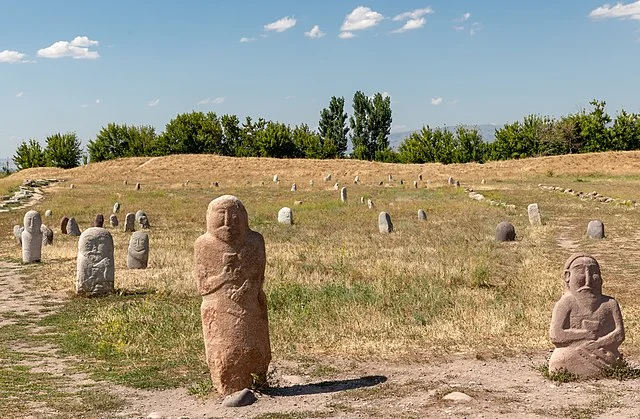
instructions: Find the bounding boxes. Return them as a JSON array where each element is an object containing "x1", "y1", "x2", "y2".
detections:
[
  {"x1": 41, "y1": 224, "x2": 53, "y2": 246},
  {"x1": 378, "y1": 212, "x2": 393, "y2": 233},
  {"x1": 60, "y1": 216, "x2": 69, "y2": 234},
  {"x1": 110, "y1": 214, "x2": 119, "y2": 228},
  {"x1": 22, "y1": 210, "x2": 43, "y2": 263},
  {"x1": 138, "y1": 215, "x2": 150, "y2": 229},
  {"x1": 354, "y1": 175, "x2": 359, "y2": 184},
  {"x1": 448, "y1": 176, "x2": 455, "y2": 185},
  {"x1": 124, "y1": 213, "x2": 135, "y2": 232},
  {"x1": 45, "y1": 209, "x2": 53, "y2": 217},
  {"x1": 66, "y1": 217, "x2": 81, "y2": 236},
  {"x1": 135, "y1": 210, "x2": 146, "y2": 223},
  {"x1": 194, "y1": 195, "x2": 271, "y2": 395},
  {"x1": 13, "y1": 225, "x2": 23, "y2": 246},
  {"x1": 273, "y1": 174, "x2": 279, "y2": 182},
  {"x1": 528, "y1": 203, "x2": 542, "y2": 226},
  {"x1": 127, "y1": 231, "x2": 149, "y2": 269},
  {"x1": 413, "y1": 181, "x2": 418, "y2": 188},
  {"x1": 291, "y1": 183, "x2": 297, "y2": 192},
  {"x1": 113, "y1": 202, "x2": 120, "y2": 214},
  {"x1": 549, "y1": 254, "x2": 625, "y2": 377},
  {"x1": 93, "y1": 214, "x2": 105, "y2": 228},
  {"x1": 367, "y1": 199, "x2": 374, "y2": 210},
  {"x1": 76, "y1": 227, "x2": 115, "y2": 297},
  {"x1": 277, "y1": 207, "x2": 293, "y2": 225},
  {"x1": 496, "y1": 221, "x2": 516, "y2": 242},
  {"x1": 418, "y1": 209, "x2": 427, "y2": 221},
  {"x1": 135, "y1": 182, "x2": 141, "y2": 190},
  {"x1": 340, "y1": 187, "x2": 347, "y2": 202}
]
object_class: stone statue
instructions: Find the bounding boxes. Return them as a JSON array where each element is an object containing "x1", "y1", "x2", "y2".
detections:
[
  {"x1": 340, "y1": 187, "x2": 347, "y2": 202},
  {"x1": 93, "y1": 214, "x2": 105, "y2": 228},
  {"x1": 124, "y1": 213, "x2": 135, "y2": 232},
  {"x1": 41, "y1": 224, "x2": 54, "y2": 246},
  {"x1": 138, "y1": 215, "x2": 150, "y2": 229},
  {"x1": 378, "y1": 212, "x2": 393, "y2": 233},
  {"x1": 127, "y1": 231, "x2": 149, "y2": 269},
  {"x1": 66, "y1": 217, "x2": 81, "y2": 236},
  {"x1": 277, "y1": 207, "x2": 293, "y2": 225},
  {"x1": 22, "y1": 210, "x2": 43, "y2": 263},
  {"x1": 13, "y1": 225, "x2": 23, "y2": 246},
  {"x1": 113, "y1": 202, "x2": 120, "y2": 214},
  {"x1": 548, "y1": 254, "x2": 625, "y2": 378},
  {"x1": 496, "y1": 222, "x2": 516, "y2": 242},
  {"x1": 60, "y1": 216, "x2": 69, "y2": 234},
  {"x1": 194, "y1": 195, "x2": 271, "y2": 396},
  {"x1": 110, "y1": 214, "x2": 118, "y2": 228},
  {"x1": 76, "y1": 227, "x2": 115, "y2": 297}
]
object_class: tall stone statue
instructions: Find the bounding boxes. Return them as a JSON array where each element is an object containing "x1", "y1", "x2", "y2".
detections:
[
  {"x1": 194, "y1": 195, "x2": 271, "y2": 396},
  {"x1": 22, "y1": 210, "x2": 43, "y2": 263},
  {"x1": 127, "y1": 231, "x2": 149, "y2": 269},
  {"x1": 76, "y1": 227, "x2": 115, "y2": 297},
  {"x1": 549, "y1": 254, "x2": 625, "y2": 377}
]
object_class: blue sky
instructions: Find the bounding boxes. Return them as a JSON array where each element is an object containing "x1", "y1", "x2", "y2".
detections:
[{"x1": 1, "y1": 0, "x2": 640, "y2": 158}]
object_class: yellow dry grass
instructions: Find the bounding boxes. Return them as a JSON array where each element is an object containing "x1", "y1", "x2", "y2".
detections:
[{"x1": 1, "y1": 151, "x2": 640, "y2": 366}]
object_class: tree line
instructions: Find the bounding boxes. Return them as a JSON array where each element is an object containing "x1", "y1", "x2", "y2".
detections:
[{"x1": 12, "y1": 97, "x2": 640, "y2": 171}]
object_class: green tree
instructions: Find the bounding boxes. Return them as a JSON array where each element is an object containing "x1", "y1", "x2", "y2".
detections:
[
  {"x1": 87, "y1": 123, "x2": 157, "y2": 162},
  {"x1": 220, "y1": 114, "x2": 242, "y2": 156},
  {"x1": 576, "y1": 99, "x2": 612, "y2": 153},
  {"x1": 255, "y1": 122, "x2": 302, "y2": 158},
  {"x1": 45, "y1": 133, "x2": 83, "y2": 168},
  {"x1": 398, "y1": 127, "x2": 436, "y2": 163},
  {"x1": 155, "y1": 111, "x2": 223, "y2": 155},
  {"x1": 369, "y1": 93, "x2": 393, "y2": 160},
  {"x1": 454, "y1": 126, "x2": 485, "y2": 163},
  {"x1": 13, "y1": 139, "x2": 47, "y2": 170},
  {"x1": 610, "y1": 110, "x2": 640, "y2": 151},
  {"x1": 349, "y1": 91, "x2": 372, "y2": 160},
  {"x1": 318, "y1": 96, "x2": 349, "y2": 157}
]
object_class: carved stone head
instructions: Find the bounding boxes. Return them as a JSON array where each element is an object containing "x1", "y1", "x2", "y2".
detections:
[
  {"x1": 206, "y1": 195, "x2": 249, "y2": 244},
  {"x1": 563, "y1": 253, "x2": 603, "y2": 297},
  {"x1": 24, "y1": 210, "x2": 42, "y2": 233}
]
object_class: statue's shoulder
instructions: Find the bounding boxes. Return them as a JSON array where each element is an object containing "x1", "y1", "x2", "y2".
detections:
[
  {"x1": 601, "y1": 295, "x2": 621, "y2": 310},
  {"x1": 247, "y1": 230, "x2": 265, "y2": 247},
  {"x1": 554, "y1": 293, "x2": 575, "y2": 310}
]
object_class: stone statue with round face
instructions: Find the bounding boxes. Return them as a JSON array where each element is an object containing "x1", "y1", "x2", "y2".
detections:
[
  {"x1": 22, "y1": 210, "x2": 43, "y2": 263},
  {"x1": 194, "y1": 195, "x2": 270, "y2": 396},
  {"x1": 127, "y1": 231, "x2": 149, "y2": 269},
  {"x1": 549, "y1": 254, "x2": 625, "y2": 377},
  {"x1": 76, "y1": 227, "x2": 115, "y2": 297}
]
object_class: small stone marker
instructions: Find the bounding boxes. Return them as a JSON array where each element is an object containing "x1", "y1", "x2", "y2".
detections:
[
  {"x1": 93, "y1": 214, "x2": 105, "y2": 228},
  {"x1": 481, "y1": 179, "x2": 486, "y2": 185},
  {"x1": 45, "y1": 209, "x2": 52, "y2": 217},
  {"x1": 213, "y1": 181, "x2": 219, "y2": 187},
  {"x1": 309, "y1": 180, "x2": 314, "y2": 186},
  {"x1": 324, "y1": 174, "x2": 331, "y2": 182},
  {"x1": 388, "y1": 174, "x2": 393, "y2": 182},
  {"x1": 22, "y1": 210, "x2": 43, "y2": 263},
  {"x1": 413, "y1": 181, "x2": 418, "y2": 188},
  {"x1": 194, "y1": 195, "x2": 271, "y2": 395},
  {"x1": 113, "y1": 202, "x2": 120, "y2": 214},
  {"x1": 340, "y1": 187, "x2": 347, "y2": 202},
  {"x1": 354, "y1": 175, "x2": 359, "y2": 184},
  {"x1": 367, "y1": 199, "x2": 374, "y2": 209},
  {"x1": 495, "y1": 221, "x2": 516, "y2": 242},
  {"x1": 443, "y1": 392, "x2": 473, "y2": 402},
  {"x1": 69, "y1": 184, "x2": 75, "y2": 189},
  {"x1": 41, "y1": 224, "x2": 53, "y2": 246},
  {"x1": 76, "y1": 227, "x2": 115, "y2": 297},
  {"x1": 60, "y1": 216, "x2": 69, "y2": 234},
  {"x1": 13, "y1": 225, "x2": 23, "y2": 246},
  {"x1": 135, "y1": 210, "x2": 146, "y2": 223},
  {"x1": 293, "y1": 200, "x2": 303, "y2": 206},
  {"x1": 222, "y1": 388, "x2": 257, "y2": 407},
  {"x1": 273, "y1": 174, "x2": 279, "y2": 182},
  {"x1": 291, "y1": 183, "x2": 297, "y2": 192},
  {"x1": 378, "y1": 212, "x2": 393, "y2": 233},
  {"x1": 448, "y1": 176, "x2": 455, "y2": 185},
  {"x1": 586, "y1": 220, "x2": 605, "y2": 239},
  {"x1": 138, "y1": 215, "x2": 150, "y2": 229},
  {"x1": 277, "y1": 207, "x2": 293, "y2": 225},
  {"x1": 418, "y1": 209, "x2": 427, "y2": 221},
  {"x1": 124, "y1": 213, "x2": 135, "y2": 232},
  {"x1": 333, "y1": 182, "x2": 339, "y2": 191},
  {"x1": 527, "y1": 203, "x2": 542, "y2": 226},
  {"x1": 549, "y1": 254, "x2": 624, "y2": 377},
  {"x1": 360, "y1": 196, "x2": 365, "y2": 204},
  {"x1": 399, "y1": 179, "x2": 404, "y2": 185},
  {"x1": 124, "y1": 180, "x2": 128, "y2": 185},
  {"x1": 135, "y1": 182, "x2": 141, "y2": 190},
  {"x1": 419, "y1": 174, "x2": 423, "y2": 181},
  {"x1": 66, "y1": 217, "x2": 81, "y2": 236},
  {"x1": 110, "y1": 214, "x2": 118, "y2": 228},
  {"x1": 455, "y1": 180, "x2": 460, "y2": 187},
  {"x1": 378, "y1": 181, "x2": 383, "y2": 186},
  {"x1": 127, "y1": 231, "x2": 149, "y2": 269}
]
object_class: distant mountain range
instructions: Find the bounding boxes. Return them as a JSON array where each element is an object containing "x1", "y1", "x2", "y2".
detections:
[{"x1": 388, "y1": 124, "x2": 498, "y2": 149}]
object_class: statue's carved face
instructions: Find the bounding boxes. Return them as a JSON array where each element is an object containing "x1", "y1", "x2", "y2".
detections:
[
  {"x1": 565, "y1": 257, "x2": 602, "y2": 297},
  {"x1": 207, "y1": 197, "x2": 248, "y2": 243},
  {"x1": 24, "y1": 212, "x2": 42, "y2": 233},
  {"x1": 80, "y1": 235, "x2": 109, "y2": 259},
  {"x1": 130, "y1": 233, "x2": 148, "y2": 251}
]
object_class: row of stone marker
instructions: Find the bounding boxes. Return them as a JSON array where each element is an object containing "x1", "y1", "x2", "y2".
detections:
[{"x1": 195, "y1": 195, "x2": 625, "y2": 407}]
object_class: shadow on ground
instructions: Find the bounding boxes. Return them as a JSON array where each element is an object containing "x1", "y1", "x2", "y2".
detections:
[{"x1": 264, "y1": 375, "x2": 387, "y2": 397}]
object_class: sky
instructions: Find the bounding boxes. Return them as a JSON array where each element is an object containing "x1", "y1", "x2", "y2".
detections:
[{"x1": 1, "y1": 0, "x2": 640, "y2": 159}]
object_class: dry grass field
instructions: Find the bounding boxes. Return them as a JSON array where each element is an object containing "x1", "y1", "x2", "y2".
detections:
[{"x1": 2, "y1": 152, "x2": 640, "y2": 417}]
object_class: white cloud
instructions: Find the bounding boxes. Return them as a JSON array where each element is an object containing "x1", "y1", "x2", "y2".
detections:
[
  {"x1": 393, "y1": 7, "x2": 433, "y2": 21},
  {"x1": 305, "y1": 25, "x2": 326, "y2": 38},
  {"x1": 431, "y1": 97, "x2": 443, "y2": 105},
  {"x1": 284, "y1": 95, "x2": 296, "y2": 100},
  {"x1": 455, "y1": 12, "x2": 471, "y2": 22},
  {"x1": 37, "y1": 36, "x2": 100, "y2": 59},
  {"x1": 197, "y1": 97, "x2": 225, "y2": 105},
  {"x1": 0, "y1": 50, "x2": 28, "y2": 63},
  {"x1": 95, "y1": 99, "x2": 101, "y2": 104},
  {"x1": 240, "y1": 37, "x2": 256, "y2": 43},
  {"x1": 391, "y1": 18, "x2": 425, "y2": 33},
  {"x1": 470, "y1": 22, "x2": 484, "y2": 36},
  {"x1": 81, "y1": 104, "x2": 89, "y2": 108},
  {"x1": 451, "y1": 99, "x2": 459, "y2": 105},
  {"x1": 339, "y1": 31, "x2": 355, "y2": 39},
  {"x1": 453, "y1": 25, "x2": 465, "y2": 31},
  {"x1": 590, "y1": 2, "x2": 640, "y2": 20},
  {"x1": 148, "y1": 99, "x2": 160, "y2": 107},
  {"x1": 264, "y1": 16, "x2": 297, "y2": 32},
  {"x1": 341, "y1": 6, "x2": 384, "y2": 32},
  {"x1": 16, "y1": 91, "x2": 23, "y2": 98}
]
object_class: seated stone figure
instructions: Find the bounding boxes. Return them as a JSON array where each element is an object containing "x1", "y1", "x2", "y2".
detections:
[{"x1": 549, "y1": 253, "x2": 625, "y2": 377}]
